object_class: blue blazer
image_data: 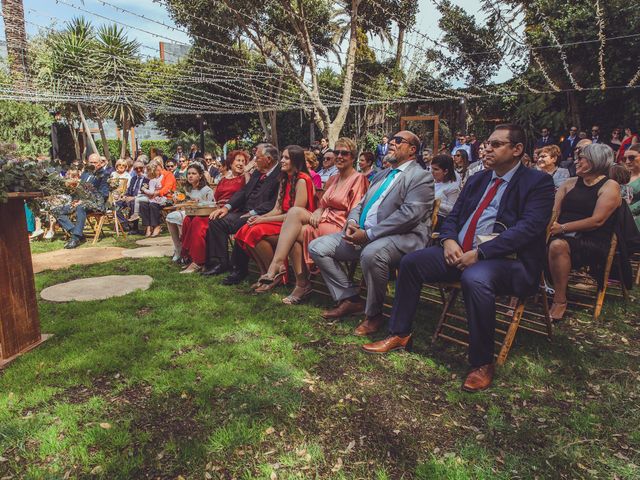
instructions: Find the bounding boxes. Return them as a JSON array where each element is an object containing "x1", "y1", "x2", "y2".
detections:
[
  {"x1": 440, "y1": 164, "x2": 555, "y2": 294},
  {"x1": 375, "y1": 143, "x2": 389, "y2": 167}
]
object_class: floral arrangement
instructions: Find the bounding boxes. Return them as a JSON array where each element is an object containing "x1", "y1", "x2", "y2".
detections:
[{"x1": 0, "y1": 143, "x2": 66, "y2": 205}]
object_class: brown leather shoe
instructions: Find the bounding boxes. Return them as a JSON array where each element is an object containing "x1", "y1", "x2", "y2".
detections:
[
  {"x1": 362, "y1": 334, "x2": 412, "y2": 354},
  {"x1": 321, "y1": 298, "x2": 365, "y2": 319},
  {"x1": 462, "y1": 364, "x2": 495, "y2": 393},
  {"x1": 353, "y1": 314, "x2": 385, "y2": 336}
]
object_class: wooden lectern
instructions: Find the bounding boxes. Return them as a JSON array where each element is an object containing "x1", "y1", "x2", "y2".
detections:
[{"x1": 0, "y1": 192, "x2": 52, "y2": 368}]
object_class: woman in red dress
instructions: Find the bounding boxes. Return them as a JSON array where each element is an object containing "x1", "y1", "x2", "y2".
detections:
[
  {"x1": 234, "y1": 145, "x2": 316, "y2": 291},
  {"x1": 180, "y1": 152, "x2": 249, "y2": 273}
]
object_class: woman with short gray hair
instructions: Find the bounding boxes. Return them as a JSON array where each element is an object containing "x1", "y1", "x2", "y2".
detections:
[{"x1": 546, "y1": 142, "x2": 621, "y2": 321}]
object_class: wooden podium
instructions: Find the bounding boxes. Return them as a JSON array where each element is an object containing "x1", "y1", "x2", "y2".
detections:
[{"x1": 0, "y1": 192, "x2": 52, "y2": 368}]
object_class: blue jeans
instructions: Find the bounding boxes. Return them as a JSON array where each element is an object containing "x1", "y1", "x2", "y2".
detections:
[{"x1": 55, "y1": 204, "x2": 88, "y2": 240}]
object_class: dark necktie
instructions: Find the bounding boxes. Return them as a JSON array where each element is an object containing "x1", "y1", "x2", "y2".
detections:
[{"x1": 462, "y1": 178, "x2": 504, "y2": 252}]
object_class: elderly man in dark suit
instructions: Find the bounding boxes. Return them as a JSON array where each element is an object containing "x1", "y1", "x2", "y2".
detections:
[
  {"x1": 375, "y1": 135, "x2": 389, "y2": 168},
  {"x1": 560, "y1": 126, "x2": 579, "y2": 162},
  {"x1": 309, "y1": 130, "x2": 434, "y2": 336},
  {"x1": 201, "y1": 143, "x2": 281, "y2": 283},
  {"x1": 362, "y1": 124, "x2": 555, "y2": 393},
  {"x1": 55, "y1": 153, "x2": 111, "y2": 249}
]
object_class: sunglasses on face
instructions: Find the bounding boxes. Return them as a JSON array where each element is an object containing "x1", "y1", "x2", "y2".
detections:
[
  {"x1": 624, "y1": 155, "x2": 638, "y2": 161},
  {"x1": 487, "y1": 140, "x2": 512, "y2": 149},
  {"x1": 390, "y1": 135, "x2": 410, "y2": 145},
  {"x1": 454, "y1": 154, "x2": 462, "y2": 157},
  {"x1": 334, "y1": 149, "x2": 351, "y2": 157},
  {"x1": 134, "y1": 167, "x2": 144, "y2": 172}
]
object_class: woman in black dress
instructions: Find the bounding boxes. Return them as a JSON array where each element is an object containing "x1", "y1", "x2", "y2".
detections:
[{"x1": 547, "y1": 143, "x2": 621, "y2": 321}]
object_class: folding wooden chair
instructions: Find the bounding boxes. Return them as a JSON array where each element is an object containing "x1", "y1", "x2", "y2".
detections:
[
  {"x1": 631, "y1": 253, "x2": 640, "y2": 286},
  {"x1": 564, "y1": 232, "x2": 621, "y2": 320},
  {"x1": 431, "y1": 215, "x2": 556, "y2": 365},
  {"x1": 86, "y1": 210, "x2": 127, "y2": 245}
]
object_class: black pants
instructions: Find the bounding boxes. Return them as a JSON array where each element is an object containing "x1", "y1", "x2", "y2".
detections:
[
  {"x1": 115, "y1": 200, "x2": 138, "y2": 231},
  {"x1": 388, "y1": 245, "x2": 529, "y2": 367},
  {"x1": 205, "y1": 211, "x2": 249, "y2": 270},
  {"x1": 139, "y1": 202, "x2": 163, "y2": 227}
]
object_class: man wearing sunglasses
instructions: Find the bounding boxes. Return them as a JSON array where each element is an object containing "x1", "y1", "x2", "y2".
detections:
[
  {"x1": 309, "y1": 130, "x2": 434, "y2": 336},
  {"x1": 362, "y1": 124, "x2": 555, "y2": 393},
  {"x1": 560, "y1": 126, "x2": 579, "y2": 162}
]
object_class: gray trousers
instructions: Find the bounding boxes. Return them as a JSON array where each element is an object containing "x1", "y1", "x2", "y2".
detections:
[{"x1": 309, "y1": 232, "x2": 404, "y2": 317}]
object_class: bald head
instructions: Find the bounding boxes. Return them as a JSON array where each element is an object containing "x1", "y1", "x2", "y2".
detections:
[
  {"x1": 87, "y1": 153, "x2": 104, "y2": 170},
  {"x1": 387, "y1": 130, "x2": 420, "y2": 165}
]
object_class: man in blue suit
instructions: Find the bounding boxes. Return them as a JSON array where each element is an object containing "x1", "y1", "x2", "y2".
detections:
[
  {"x1": 362, "y1": 124, "x2": 555, "y2": 392},
  {"x1": 560, "y1": 126, "x2": 579, "y2": 162},
  {"x1": 375, "y1": 135, "x2": 389, "y2": 168}
]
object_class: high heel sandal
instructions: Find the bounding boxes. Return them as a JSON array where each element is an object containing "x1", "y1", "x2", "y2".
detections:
[
  {"x1": 253, "y1": 270, "x2": 286, "y2": 293},
  {"x1": 549, "y1": 301, "x2": 568, "y2": 323},
  {"x1": 282, "y1": 284, "x2": 313, "y2": 305}
]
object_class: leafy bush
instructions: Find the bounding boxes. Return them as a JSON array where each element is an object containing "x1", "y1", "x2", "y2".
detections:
[
  {"x1": 95, "y1": 139, "x2": 122, "y2": 161},
  {"x1": 0, "y1": 100, "x2": 52, "y2": 157},
  {"x1": 140, "y1": 139, "x2": 173, "y2": 158}
]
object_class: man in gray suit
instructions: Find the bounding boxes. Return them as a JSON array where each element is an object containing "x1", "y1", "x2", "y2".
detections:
[{"x1": 309, "y1": 131, "x2": 434, "y2": 336}]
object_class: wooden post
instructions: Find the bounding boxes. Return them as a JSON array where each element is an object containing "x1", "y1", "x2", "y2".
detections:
[
  {"x1": 400, "y1": 115, "x2": 440, "y2": 153},
  {"x1": 0, "y1": 193, "x2": 52, "y2": 368}
]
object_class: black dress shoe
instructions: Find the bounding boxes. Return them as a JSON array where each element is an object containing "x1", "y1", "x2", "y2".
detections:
[
  {"x1": 201, "y1": 263, "x2": 229, "y2": 276},
  {"x1": 222, "y1": 269, "x2": 248, "y2": 285},
  {"x1": 64, "y1": 237, "x2": 85, "y2": 249}
]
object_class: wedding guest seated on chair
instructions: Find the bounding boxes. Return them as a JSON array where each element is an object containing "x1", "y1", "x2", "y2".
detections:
[
  {"x1": 361, "y1": 124, "x2": 555, "y2": 393},
  {"x1": 234, "y1": 145, "x2": 316, "y2": 292},
  {"x1": 55, "y1": 153, "x2": 110, "y2": 249},
  {"x1": 179, "y1": 155, "x2": 247, "y2": 273},
  {"x1": 257, "y1": 138, "x2": 368, "y2": 304},
  {"x1": 536, "y1": 144, "x2": 570, "y2": 190},
  {"x1": 431, "y1": 154, "x2": 460, "y2": 223},
  {"x1": 304, "y1": 150, "x2": 322, "y2": 190},
  {"x1": 358, "y1": 151, "x2": 377, "y2": 181},
  {"x1": 309, "y1": 130, "x2": 433, "y2": 336},
  {"x1": 166, "y1": 162, "x2": 214, "y2": 264},
  {"x1": 116, "y1": 160, "x2": 146, "y2": 233},
  {"x1": 139, "y1": 158, "x2": 177, "y2": 237},
  {"x1": 201, "y1": 144, "x2": 281, "y2": 282},
  {"x1": 546, "y1": 143, "x2": 620, "y2": 321}
]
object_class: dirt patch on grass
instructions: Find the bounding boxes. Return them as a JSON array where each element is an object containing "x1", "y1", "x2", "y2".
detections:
[{"x1": 292, "y1": 345, "x2": 464, "y2": 477}]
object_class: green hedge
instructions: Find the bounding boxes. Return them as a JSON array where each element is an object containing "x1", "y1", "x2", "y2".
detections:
[
  {"x1": 95, "y1": 139, "x2": 123, "y2": 161},
  {"x1": 140, "y1": 139, "x2": 173, "y2": 158}
]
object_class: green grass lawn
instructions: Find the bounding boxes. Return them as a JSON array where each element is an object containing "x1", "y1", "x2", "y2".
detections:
[{"x1": 1, "y1": 245, "x2": 639, "y2": 479}]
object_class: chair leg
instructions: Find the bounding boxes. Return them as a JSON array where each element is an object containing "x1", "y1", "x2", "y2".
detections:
[
  {"x1": 497, "y1": 298, "x2": 525, "y2": 366},
  {"x1": 593, "y1": 287, "x2": 607, "y2": 320},
  {"x1": 92, "y1": 216, "x2": 106, "y2": 245},
  {"x1": 540, "y1": 286, "x2": 553, "y2": 339},
  {"x1": 432, "y1": 288, "x2": 459, "y2": 344}
]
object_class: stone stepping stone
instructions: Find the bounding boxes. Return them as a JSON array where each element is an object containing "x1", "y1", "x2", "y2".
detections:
[
  {"x1": 122, "y1": 245, "x2": 174, "y2": 258},
  {"x1": 40, "y1": 275, "x2": 153, "y2": 302},
  {"x1": 32, "y1": 247, "x2": 125, "y2": 273},
  {"x1": 135, "y1": 236, "x2": 173, "y2": 247}
]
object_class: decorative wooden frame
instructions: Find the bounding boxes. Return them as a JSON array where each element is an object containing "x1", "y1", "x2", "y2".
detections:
[{"x1": 399, "y1": 115, "x2": 440, "y2": 153}]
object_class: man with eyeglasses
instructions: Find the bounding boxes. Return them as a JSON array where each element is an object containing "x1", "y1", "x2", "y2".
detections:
[
  {"x1": 590, "y1": 125, "x2": 603, "y2": 144},
  {"x1": 375, "y1": 135, "x2": 389, "y2": 169},
  {"x1": 309, "y1": 130, "x2": 434, "y2": 336},
  {"x1": 362, "y1": 124, "x2": 555, "y2": 393},
  {"x1": 55, "y1": 153, "x2": 112, "y2": 249},
  {"x1": 173, "y1": 146, "x2": 183, "y2": 162},
  {"x1": 560, "y1": 126, "x2": 579, "y2": 162},
  {"x1": 317, "y1": 150, "x2": 338, "y2": 185}
]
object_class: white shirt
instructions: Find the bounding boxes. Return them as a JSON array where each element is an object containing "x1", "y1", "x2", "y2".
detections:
[
  {"x1": 434, "y1": 181, "x2": 460, "y2": 217},
  {"x1": 363, "y1": 160, "x2": 413, "y2": 234}
]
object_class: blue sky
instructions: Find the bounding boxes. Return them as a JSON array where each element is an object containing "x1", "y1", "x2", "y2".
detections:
[{"x1": 4, "y1": 0, "x2": 505, "y2": 81}]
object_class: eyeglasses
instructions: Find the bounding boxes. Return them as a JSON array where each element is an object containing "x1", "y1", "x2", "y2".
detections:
[
  {"x1": 334, "y1": 149, "x2": 351, "y2": 157},
  {"x1": 134, "y1": 167, "x2": 144, "y2": 172},
  {"x1": 624, "y1": 154, "x2": 638, "y2": 161},
  {"x1": 166, "y1": 164, "x2": 175, "y2": 168},
  {"x1": 487, "y1": 140, "x2": 512, "y2": 149},
  {"x1": 390, "y1": 135, "x2": 410, "y2": 146},
  {"x1": 454, "y1": 154, "x2": 462, "y2": 157},
  {"x1": 180, "y1": 159, "x2": 189, "y2": 162}
]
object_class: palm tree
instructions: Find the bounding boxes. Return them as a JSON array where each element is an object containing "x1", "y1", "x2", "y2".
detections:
[
  {"x1": 1, "y1": 0, "x2": 29, "y2": 88},
  {"x1": 95, "y1": 24, "x2": 146, "y2": 159},
  {"x1": 50, "y1": 17, "x2": 100, "y2": 157}
]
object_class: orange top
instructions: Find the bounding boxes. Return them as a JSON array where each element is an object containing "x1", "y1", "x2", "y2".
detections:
[{"x1": 157, "y1": 169, "x2": 177, "y2": 197}]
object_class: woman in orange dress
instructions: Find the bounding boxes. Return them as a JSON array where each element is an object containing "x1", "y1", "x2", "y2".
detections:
[
  {"x1": 234, "y1": 145, "x2": 316, "y2": 291},
  {"x1": 180, "y1": 152, "x2": 249, "y2": 273},
  {"x1": 258, "y1": 138, "x2": 369, "y2": 304}
]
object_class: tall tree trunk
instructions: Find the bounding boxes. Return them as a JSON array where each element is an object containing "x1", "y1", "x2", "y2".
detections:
[
  {"x1": 566, "y1": 91, "x2": 581, "y2": 130},
  {"x1": 95, "y1": 114, "x2": 111, "y2": 163},
  {"x1": 256, "y1": 109, "x2": 271, "y2": 143},
  {"x1": 120, "y1": 117, "x2": 129, "y2": 159},
  {"x1": 268, "y1": 110, "x2": 278, "y2": 150},
  {"x1": 1, "y1": 0, "x2": 29, "y2": 89},
  {"x1": 66, "y1": 114, "x2": 81, "y2": 161},
  {"x1": 394, "y1": 25, "x2": 405, "y2": 73},
  {"x1": 77, "y1": 103, "x2": 98, "y2": 158}
]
